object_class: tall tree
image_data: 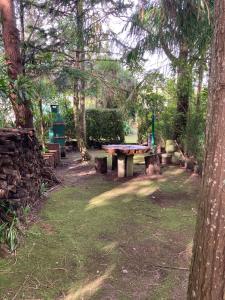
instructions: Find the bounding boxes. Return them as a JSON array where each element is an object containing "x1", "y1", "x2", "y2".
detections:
[
  {"x1": 73, "y1": 0, "x2": 91, "y2": 161},
  {"x1": 126, "y1": 0, "x2": 212, "y2": 142},
  {"x1": 0, "y1": 0, "x2": 33, "y2": 128},
  {"x1": 187, "y1": 1, "x2": 225, "y2": 299}
]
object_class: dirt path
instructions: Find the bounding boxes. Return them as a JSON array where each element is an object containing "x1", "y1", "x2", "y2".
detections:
[{"x1": 0, "y1": 151, "x2": 200, "y2": 299}]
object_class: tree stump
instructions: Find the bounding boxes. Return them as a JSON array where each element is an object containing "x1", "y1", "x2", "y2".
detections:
[
  {"x1": 185, "y1": 158, "x2": 195, "y2": 172},
  {"x1": 112, "y1": 155, "x2": 118, "y2": 170},
  {"x1": 194, "y1": 164, "x2": 202, "y2": 176},
  {"x1": 145, "y1": 154, "x2": 161, "y2": 176},
  {"x1": 95, "y1": 157, "x2": 107, "y2": 174},
  {"x1": 161, "y1": 153, "x2": 172, "y2": 165}
]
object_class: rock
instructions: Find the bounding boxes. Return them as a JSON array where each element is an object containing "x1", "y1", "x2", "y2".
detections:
[
  {"x1": 172, "y1": 152, "x2": 182, "y2": 165},
  {"x1": 165, "y1": 140, "x2": 176, "y2": 153}
]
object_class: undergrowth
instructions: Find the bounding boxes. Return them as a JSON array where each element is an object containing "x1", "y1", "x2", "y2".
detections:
[{"x1": 0, "y1": 203, "x2": 19, "y2": 252}]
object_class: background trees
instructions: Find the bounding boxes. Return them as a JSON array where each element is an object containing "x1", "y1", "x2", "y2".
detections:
[
  {"x1": 126, "y1": 0, "x2": 212, "y2": 144},
  {"x1": 1, "y1": 0, "x2": 225, "y2": 297},
  {"x1": 0, "y1": 0, "x2": 213, "y2": 165}
]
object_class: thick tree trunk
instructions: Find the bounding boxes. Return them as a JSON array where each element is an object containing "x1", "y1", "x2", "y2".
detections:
[
  {"x1": 73, "y1": 0, "x2": 90, "y2": 161},
  {"x1": 0, "y1": 0, "x2": 33, "y2": 128},
  {"x1": 19, "y1": 0, "x2": 26, "y2": 71},
  {"x1": 174, "y1": 44, "x2": 192, "y2": 142},
  {"x1": 187, "y1": 1, "x2": 225, "y2": 299}
]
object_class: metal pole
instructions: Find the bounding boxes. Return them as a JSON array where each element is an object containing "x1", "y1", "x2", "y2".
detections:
[{"x1": 151, "y1": 113, "x2": 155, "y2": 146}]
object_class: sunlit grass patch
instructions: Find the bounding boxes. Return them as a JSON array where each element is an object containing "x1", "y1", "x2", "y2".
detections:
[{"x1": 0, "y1": 165, "x2": 199, "y2": 299}]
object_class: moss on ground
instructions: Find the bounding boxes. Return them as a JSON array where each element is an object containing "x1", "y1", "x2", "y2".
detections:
[{"x1": 0, "y1": 163, "x2": 199, "y2": 300}]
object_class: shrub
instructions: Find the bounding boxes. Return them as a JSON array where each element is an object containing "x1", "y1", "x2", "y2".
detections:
[
  {"x1": 123, "y1": 121, "x2": 132, "y2": 135},
  {"x1": 86, "y1": 109, "x2": 125, "y2": 146},
  {"x1": 61, "y1": 107, "x2": 76, "y2": 139},
  {"x1": 137, "y1": 109, "x2": 152, "y2": 144}
]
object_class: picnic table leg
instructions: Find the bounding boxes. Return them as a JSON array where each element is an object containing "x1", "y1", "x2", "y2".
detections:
[
  {"x1": 126, "y1": 155, "x2": 134, "y2": 177},
  {"x1": 112, "y1": 155, "x2": 118, "y2": 170},
  {"x1": 117, "y1": 154, "x2": 126, "y2": 178}
]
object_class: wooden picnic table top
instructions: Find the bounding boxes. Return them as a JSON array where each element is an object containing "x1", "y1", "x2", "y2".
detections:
[{"x1": 102, "y1": 144, "x2": 150, "y2": 155}]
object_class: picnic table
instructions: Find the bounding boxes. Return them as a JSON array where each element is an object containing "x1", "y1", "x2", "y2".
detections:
[{"x1": 102, "y1": 144, "x2": 150, "y2": 178}]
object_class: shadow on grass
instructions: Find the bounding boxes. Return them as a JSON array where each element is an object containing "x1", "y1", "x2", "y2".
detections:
[
  {"x1": 0, "y1": 164, "x2": 199, "y2": 300},
  {"x1": 64, "y1": 265, "x2": 115, "y2": 300}
]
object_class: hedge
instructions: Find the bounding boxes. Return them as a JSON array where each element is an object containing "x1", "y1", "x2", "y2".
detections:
[{"x1": 86, "y1": 109, "x2": 125, "y2": 146}]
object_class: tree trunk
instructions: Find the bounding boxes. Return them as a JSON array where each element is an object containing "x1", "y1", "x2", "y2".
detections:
[
  {"x1": 38, "y1": 98, "x2": 45, "y2": 150},
  {"x1": 18, "y1": 0, "x2": 26, "y2": 71},
  {"x1": 0, "y1": 0, "x2": 33, "y2": 128},
  {"x1": 196, "y1": 60, "x2": 204, "y2": 113},
  {"x1": 73, "y1": 0, "x2": 91, "y2": 161},
  {"x1": 187, "y1": 1, "x2": 225, "y2": 299},
  {"x1": 174, "y1": 44, "x2": 192, "y2": 142}
]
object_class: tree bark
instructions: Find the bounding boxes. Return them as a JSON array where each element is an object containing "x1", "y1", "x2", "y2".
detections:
[
  {"x1": 0, "y1": 0, "x2": 33, "y2": 128},
  {"x1": 187, "y1": 1, "x2": 225, "y2": 299},
  {"x1": 38, "y1": 98, "x2": 45, "y2": 150},
  {"x1": 196, "y1": 60, "x2": 204, "y2": 114},
  {"x1": 73, "y1": 0, "x2": 91, "y2": 161},
  {"x1": 174, "y1": 43, "x2": 192, "y2": 142},
  {"x1": 18, "y1": 0, "x2": 26, "y2": 71}
]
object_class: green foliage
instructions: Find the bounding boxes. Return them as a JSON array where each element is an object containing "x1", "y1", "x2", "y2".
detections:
[
  {"x1": 156, "y1": 105, "x2": 177, "y2": 142},
  {"x1": 5, "y1": 217, "x2": 18, "y2": 252},
  {"x1": 0, "y1": 203, "x2": 19, "y2": 251},
  {"x1": 34, "y1": 79, "x2": 57, "y2": 100},
  {"x1": 137, "y1": 76, "x2": 184, "y2": 145},
  {"x1": 33, "y1": 79, "x2": 57, "y2": 141},
  {"x1": 0, "y1": 56, "x2": 13, "y2": 127},
  {"x1": 0, "y1": 56, "x2": 9, "y2": 98},
  {"x1": 126, "y1": 0, "x2": 212, "y2": 67},
  {"x1": 123, "y1": 121, "x2": 132, "y2": 135},
  {"x1": 184, "y1": 87, "x2": 208, "y2": 162},
  {"x1": 137, "y1": 110, "x2": 152, "y2": 143},
  {"x1": 86, "y1": 109, "x2": 125, "y2": 146},
  {"x1": 90, "y1": 60, "x2": 136, "y2": 116},
  {"x1": 14, "y1": 75, "x2": 36, "y2": 105},
  {"x1": 61, "y1": 106, "x2": 76, "y2": 139}
]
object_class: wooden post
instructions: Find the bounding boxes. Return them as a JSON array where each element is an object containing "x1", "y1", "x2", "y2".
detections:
[
  {"x1": 95, "y1": 157, "x2": 107, "y2": 174},
  {"x1": 112, "y1": 155, "x2": 118, "y2": 170},
  {"x1": 117, "y1": 154, "x2": 126, "y2": 178},
  {"x1": 126, "y1": 155, "x2": 134, "y2": 177}
]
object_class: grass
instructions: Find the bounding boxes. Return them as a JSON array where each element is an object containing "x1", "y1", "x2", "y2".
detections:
[
  {"x1": 0, "y1": 160, "x2": 199, "y2": 299},
  {"x1": 125, "y1": 127, "x2": 138, "y2": 144}
]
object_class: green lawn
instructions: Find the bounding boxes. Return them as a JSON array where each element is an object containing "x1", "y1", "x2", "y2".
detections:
[
  {"x1": 125, "y1": 127, "x2": 138, "y2": 144},
  {"x1": 0, "y1": 161, "x2": 199, "y2": 300}
]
